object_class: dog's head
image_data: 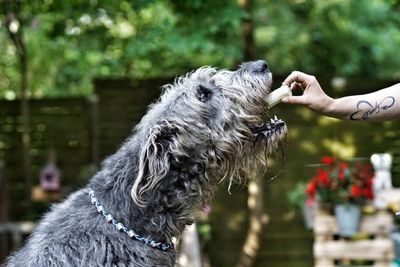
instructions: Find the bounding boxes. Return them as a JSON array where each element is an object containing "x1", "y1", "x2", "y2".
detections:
[{"x1": 132, "y1": 60, "x2": 287, "y2": 206}]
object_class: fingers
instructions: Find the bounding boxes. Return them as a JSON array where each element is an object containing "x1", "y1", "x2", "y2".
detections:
[
  {"x1": 290, "y1": 82, "x2": 303, "y2": 91},
  {"x1": 281, "y1": 71, "x2": 320, "y2": 107},
  {"x1": 281, "y1": 95, "x2": 307, "y2": 105},
  {"x1": 283, "y1": 71, "x2": 316, "y2": 90}
]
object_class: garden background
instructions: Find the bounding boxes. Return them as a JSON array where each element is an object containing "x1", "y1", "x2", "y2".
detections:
[{"x1": 1, "y1": 1, "x2": 400, "y2": 266}]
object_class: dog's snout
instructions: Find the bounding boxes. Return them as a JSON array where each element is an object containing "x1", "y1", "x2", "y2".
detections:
[{"x1": 252, "y1": 60, "x2": 269, "y2": 73}]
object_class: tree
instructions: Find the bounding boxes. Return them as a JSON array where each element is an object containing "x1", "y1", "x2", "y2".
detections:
[
  {"x1": 3, "y1": 0, "x2": 32, "y2": 208},
  {"x1": 238, "y1": 0, "x2": 256, "y2": 61},
  {"x1": 2, "y1": 1, "x2": 400, "y2": 100},
  {"x1": 235, "y1": 1, "x2": 267, "y2": 267},
  {"x1": 0, "y1": 0, "x2": 245, "y2": 99},
  {"x1": 254, "y1": 0, "x2": 400, "y2": 77}
]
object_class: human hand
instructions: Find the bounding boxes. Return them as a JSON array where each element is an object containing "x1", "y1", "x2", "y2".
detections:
[{"x1": 281, "y1": 71, "x2": 334, "y2": 114}]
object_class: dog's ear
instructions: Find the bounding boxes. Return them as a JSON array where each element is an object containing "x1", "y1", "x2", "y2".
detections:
[{"x1": 131, "y1": 120, "x2": 182, "y2": 206}]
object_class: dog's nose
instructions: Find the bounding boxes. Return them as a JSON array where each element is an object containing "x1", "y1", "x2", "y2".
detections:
[{"x1": 252, "y1": 60, "x2": 269, "y2": 73}]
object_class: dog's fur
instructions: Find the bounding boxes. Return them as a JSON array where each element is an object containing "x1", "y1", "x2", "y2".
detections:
[{"x1": 4, "y1": 60, "x2": 287, "y2": 267}]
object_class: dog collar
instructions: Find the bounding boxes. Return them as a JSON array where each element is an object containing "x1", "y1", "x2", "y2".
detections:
[{"x1": 88, "y1": 189, "x2": 174, "y2": 251}]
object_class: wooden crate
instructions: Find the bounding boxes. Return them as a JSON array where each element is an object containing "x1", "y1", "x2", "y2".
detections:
[{"x1": 313, "y1": 208, "x2": 395, "y2": 267}]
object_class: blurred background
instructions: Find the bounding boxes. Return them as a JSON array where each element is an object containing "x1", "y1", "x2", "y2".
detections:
[{"x1": 1, "y1": 0, "x2": 400, "y2": 266}]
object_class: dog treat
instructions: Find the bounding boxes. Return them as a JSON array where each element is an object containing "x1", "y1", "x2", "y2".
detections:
[{"x1": 266, "y1": 85, "x2": 292, "y2": 108}]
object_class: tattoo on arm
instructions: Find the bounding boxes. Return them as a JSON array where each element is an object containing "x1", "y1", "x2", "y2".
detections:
[{"x1": 349, "y1": 96, "x2": 395, "y2": 120}]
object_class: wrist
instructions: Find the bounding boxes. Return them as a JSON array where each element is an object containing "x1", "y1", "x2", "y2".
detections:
[{"x1": 319, "y1": 97, "x2": 336, "y2": 116}]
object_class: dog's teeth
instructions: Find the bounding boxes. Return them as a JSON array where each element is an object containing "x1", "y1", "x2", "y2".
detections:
[{"x1": 274, "y1": 115, "x2": 278, "y2": 120}]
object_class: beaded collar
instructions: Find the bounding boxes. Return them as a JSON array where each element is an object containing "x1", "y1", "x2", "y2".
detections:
[{"x1": 88, "y1": 189, "x2": 174, "y2": 251}]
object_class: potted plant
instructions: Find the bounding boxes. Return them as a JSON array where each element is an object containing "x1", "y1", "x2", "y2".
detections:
[
  {"x1": 389, "y1": 202, "x2": 400, "y2": 265},
  {"x1": 306, "y1": 156, "x2": 374, "y2": 237},
  {"x1": 287, "y1": 182, "x2": 315, "y2": 229}
]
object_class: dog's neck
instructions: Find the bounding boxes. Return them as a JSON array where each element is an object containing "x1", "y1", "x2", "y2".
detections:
[{"x1": 89, "y1": 138, "x2": 214, "y2": 244}]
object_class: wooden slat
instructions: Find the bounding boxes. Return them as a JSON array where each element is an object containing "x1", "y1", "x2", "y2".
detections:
[
  {"x1": 314, "y1": 210, "x2": 393, "y2": 236},
  {"x1": 314, "y1": 239, "x2": 394, "y2": 261},
  {"x1": 314, "y1": 205, "x2": 395, "y2": 267}
]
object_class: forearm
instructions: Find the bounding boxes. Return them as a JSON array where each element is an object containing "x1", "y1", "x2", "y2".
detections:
[{"x1": 322, "y1": 84, "x2": 400, "y2": 121}]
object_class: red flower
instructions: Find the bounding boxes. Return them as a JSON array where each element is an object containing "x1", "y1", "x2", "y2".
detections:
[
  {"x1": 307, "y1": 157, "x2": 375, "y2": 205},
  {"x1": 350, "y1": 185, "x2": 362, "y2": 198},
  {"x1": 338, "y1": 170, "x2": 345, "y2": 181},
  {"x1": 305, "y1": 198, "x2": 315, "y2": 207},
  {"x1": 317, "y1": 169, "x2": 330, "y2": 185},
  {"x1": 338, "y1": 162, "x2": 348, "y2": 170},
  {"x1": 306, "y1": 181, "x2": 317, "y2": 198},
  {"x1": 363, "y1": 188, "x2": 374, "y2": 199},
  {"x1": 322, "y1": 156, "x2": 335, "y2": 166}
]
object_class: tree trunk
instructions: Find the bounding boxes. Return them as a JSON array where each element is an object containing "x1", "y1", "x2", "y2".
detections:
[
  {"x1": 0, "y1": 161, "x2": 9, "y2": 261},
  {"x1": 88, "y1": 94, "x2": 100, "y2": 166},
  {"x1": 238, "y1": 0, "x2": 257, "y2": 61},
  {"x1": 235, "y1": 168, "x2": 268, "y2": 267},
  {"x1": 4, "y1": 0, "x2": 32, "y2": 208},
  {"x1": 235, "y1": 1, "x2": 265, "y2": 267}
]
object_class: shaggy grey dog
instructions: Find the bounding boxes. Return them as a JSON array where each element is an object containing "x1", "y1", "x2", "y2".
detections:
[{"x1": 4, "y1": 60, "x2": 287, "y2": 267}]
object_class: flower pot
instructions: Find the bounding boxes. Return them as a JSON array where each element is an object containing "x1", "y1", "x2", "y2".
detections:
[
  {"x1": 303, "y1": 201, "x2": 315, "y2": 229},
  {"x1": 334, "y1": 204, "x2": 361, "y2": 237},
  {"x1": 391, "y1": 231, "x2": 400, "y2": 260}
]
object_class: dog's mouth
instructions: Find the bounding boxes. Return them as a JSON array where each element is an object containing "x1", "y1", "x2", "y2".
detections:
[{"x1": 250, "y1": 116, "x2": 286, "y2": 140}]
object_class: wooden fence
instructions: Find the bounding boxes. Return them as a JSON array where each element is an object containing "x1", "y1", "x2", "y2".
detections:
[{"x1": 0, "y1": 98, "x2": 95, "y2": 221}]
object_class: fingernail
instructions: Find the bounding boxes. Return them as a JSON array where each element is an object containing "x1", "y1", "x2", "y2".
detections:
[{"x1": 281, "y1": 97, "x2": 288, "y2": 103}]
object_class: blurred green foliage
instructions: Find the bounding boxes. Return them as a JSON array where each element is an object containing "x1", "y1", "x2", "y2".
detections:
[
  {"x1": 1, "y1": 0, "x2": 400, "y2": 99},
  {"x1": 257, "y1": 0, "x2": 400, "y2": 77},
  {"x1": 287, "y1": 181, "x2": 307, "y2": 212}
]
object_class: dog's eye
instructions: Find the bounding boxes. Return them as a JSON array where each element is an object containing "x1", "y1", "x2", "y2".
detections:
[{"x1": 197, "y1": 85, "x2": 212, "y2": 102}]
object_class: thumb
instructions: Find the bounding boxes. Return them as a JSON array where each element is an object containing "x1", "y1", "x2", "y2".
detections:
[{"x1": 281, "y1": 96, "x2": 307, "y2": 105}]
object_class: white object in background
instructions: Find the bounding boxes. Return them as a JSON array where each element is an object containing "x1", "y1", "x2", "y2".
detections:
[
  {"x1": 266, "y1": 85, "x2": 292, "y2": 109},
  {"x1": 370, "y1": 153, "x2": 393, "y2": 209},
  {"x1": 177, "y1": 224, "x2": 202, "y2": 267}
]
